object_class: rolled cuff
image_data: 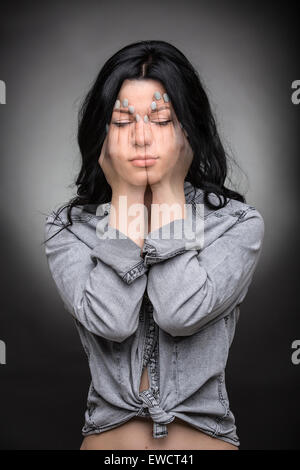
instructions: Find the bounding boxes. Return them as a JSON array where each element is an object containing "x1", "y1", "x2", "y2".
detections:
[
  {"x1": 141, "y1": 218, "x2": 203, "y2": 266},
  {"x1": 91, "y1": 225, "x2": 148, "y2": 284}
]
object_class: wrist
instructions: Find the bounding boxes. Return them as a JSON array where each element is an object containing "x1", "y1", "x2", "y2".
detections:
[
  {"x1": 150, "y1": 185, "x2": 187, "y2": 232},
  {"x1": 151, "y1": 182, "x2": 185, "y2": 205},
  {"x1": 109, "y1": 192, "x2": 147, "y2": 249}
]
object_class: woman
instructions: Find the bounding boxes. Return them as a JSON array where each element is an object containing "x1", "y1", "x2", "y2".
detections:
[{"x1": 43, "y1": 40, "x2": 264, "y2": 450}]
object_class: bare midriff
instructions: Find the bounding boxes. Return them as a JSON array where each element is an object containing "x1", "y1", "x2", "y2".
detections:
[{"x1": 80, "y1": 366, "x2": 239, "y2": 450}]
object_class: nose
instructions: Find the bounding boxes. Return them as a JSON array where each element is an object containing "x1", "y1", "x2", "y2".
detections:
[{"x1": 133, "y1": 115, "x2": 153, "y2": 147}]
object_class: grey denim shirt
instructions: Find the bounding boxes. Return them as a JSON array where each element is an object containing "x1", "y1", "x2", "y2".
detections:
[{"x1": 44, "y1": 181, "x2": 265, "y2": 447}]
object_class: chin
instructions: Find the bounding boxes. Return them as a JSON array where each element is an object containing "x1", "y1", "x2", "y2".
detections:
[
  {"x1": 146, "y1": 172, "x2": 164, "y2": 185},
  {"x1": 129, "y1": 173, "x2": 148, "y2": 186}
]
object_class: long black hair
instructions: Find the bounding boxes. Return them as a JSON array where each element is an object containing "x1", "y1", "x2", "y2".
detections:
[{"x1": 44, "y1": 39, "x2": 246, "y2": 242}]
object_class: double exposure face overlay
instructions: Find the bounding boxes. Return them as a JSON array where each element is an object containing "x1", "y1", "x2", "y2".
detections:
[{"x1": 103, "y1": 79, "x2": 193, "y2": 189}]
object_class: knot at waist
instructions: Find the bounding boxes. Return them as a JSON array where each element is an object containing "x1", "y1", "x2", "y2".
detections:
[{"x1": 139, "y1": 389, "x2": 175, "y2": 438}]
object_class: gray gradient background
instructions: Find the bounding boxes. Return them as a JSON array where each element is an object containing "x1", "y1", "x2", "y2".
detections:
[{"x1": 0, "y1": 0, "x2": 299, "y2": 449}]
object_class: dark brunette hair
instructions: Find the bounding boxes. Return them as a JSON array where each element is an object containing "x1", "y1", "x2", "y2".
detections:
[{"x1": 44, "y1": 39, "x2": 246, "y2": 242}]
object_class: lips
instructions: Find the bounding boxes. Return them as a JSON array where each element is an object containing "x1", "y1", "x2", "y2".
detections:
[
  {"x1": 130, "y1": 155, "x2": 158, "y2": 161},
  {"x1": 130, "y1": 156, "x2": 158, "y2": 167}
]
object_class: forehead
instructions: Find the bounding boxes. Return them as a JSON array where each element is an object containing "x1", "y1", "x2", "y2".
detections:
[{"x1": 117, "y1": 79, "x2": 168, "y2": 108}]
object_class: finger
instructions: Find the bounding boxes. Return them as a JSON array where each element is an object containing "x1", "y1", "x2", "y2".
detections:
[
  {"x1": 133, "y1": 108, "x2": 146, "y2": 161},
  {"x1": 144, "y1": 105, "x2": 150, "y2": 174},
  {"x1": 144, "y1": 101, "x2": 158, "y2": 173},
  {"x1": 113, "y1": 97, "x2": 135, "y2": 158},
  {"x1": 154, "y1": 91, "x2": 181, "y2": 149},
  {"x1": 171, "y1": 107, "x2": 193, "y2": 173},
  {"x1": 131, "y1": 101, "x2": 155, "y2": 165},
  {"x1": 179, "y1": 119, "x2": 189, "y2": 141},
  {"x1": 99, "y1": 133, "x2": 108, "y2": 168},
  {"x1": 149, "y1": 90, "x2": 170, "y2": 154},
  {"x1": 112, "y1": 97, "x2": 122, "y2": 153},
  {"x1": 117, "y1": 97, "x2": 131, "y2": 159},
  {"x1": 162, "y1": 94, "x2": 188, "y2": 146},
  {"x1": 125, "y1": 99, "x2": 135, "y2": 161},
  {"x1": 166, "y1": 96, "x2": 189, "y2": 149}
]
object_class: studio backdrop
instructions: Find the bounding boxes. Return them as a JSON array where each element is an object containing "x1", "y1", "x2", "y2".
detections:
[{"x1": 0, "y1": 0, "x2": 299, "y2": 450}]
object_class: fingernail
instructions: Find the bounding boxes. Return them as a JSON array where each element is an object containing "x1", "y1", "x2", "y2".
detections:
[
  {"x1": 122, "y1": 98, "x2": 129, "y2": 107},
  {"x1": 128, "y1": 105, "x2": 135, "y2": 114},
  {"x1": 163, "y1": 93, "x2": 169, "y2": 102},
  {"x1": 154, "y1": 91, "x2": 161, "y2": 100},
  {"x1": 105, "y1": 123, "x2": 109, "y2": 133},
  {"x1": 114, "y1": 99, "x2": 120, "y2": 109},
  {"x1": 151, "y1": 101, "x2": 157, "y2": 110},
  {"x1": 136, "y1": 114, "x2": 141, "y2": 122},
  {"x1": 144, "y1": 115, "x2": 149, "y2": 123}
]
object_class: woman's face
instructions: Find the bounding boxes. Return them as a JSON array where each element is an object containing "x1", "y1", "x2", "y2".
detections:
[{"x1": 107, "y1": 78, "x2": 192, "y2": 187}]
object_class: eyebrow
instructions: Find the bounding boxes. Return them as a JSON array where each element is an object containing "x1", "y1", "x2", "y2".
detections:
[{"x1": 113, "y1": 105, "x2": 170, "y2": 114}]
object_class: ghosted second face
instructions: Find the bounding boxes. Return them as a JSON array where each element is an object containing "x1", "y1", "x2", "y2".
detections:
[{"x1": 106, "y1": 78, "x2": 193, "y2": 189}]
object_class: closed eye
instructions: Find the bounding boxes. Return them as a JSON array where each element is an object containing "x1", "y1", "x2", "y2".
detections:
[
  {"x1": 152, "y1": 120, "x2": 172, "y2": 126},
  {"x1": 113, "y1": 120, "x2": 172, "y2": 127},
  {"x1": 113, "y1": 122, "x2": 132, "y2": 127}
]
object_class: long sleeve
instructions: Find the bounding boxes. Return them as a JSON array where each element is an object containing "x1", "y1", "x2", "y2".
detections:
[
  {"x1": 142, "y1": 206, "x2": 265, "y2": 337},
  {"x1": 44, "y1": 211, "x2": 148, "y2": 343}
]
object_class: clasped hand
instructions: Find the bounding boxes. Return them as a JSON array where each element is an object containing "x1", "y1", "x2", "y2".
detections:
[{"x1": 98, "y1": 89, "x2": 193, "y2": 201}]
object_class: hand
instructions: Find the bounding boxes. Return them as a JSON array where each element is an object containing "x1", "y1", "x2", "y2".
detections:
[
  {"x1": 98, "y1": 127, "x2": 147, "y2": 246},
  {"x1": 145, "y1": 98, "x2": 193, "y2": 199},
  {"x1": 98, "y1": 124, "x2": 147, "y2": 198}
]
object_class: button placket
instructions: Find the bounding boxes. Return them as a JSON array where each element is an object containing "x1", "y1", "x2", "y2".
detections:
[{"x1": 138, "y1": 292, "x2": 173, "y2": 437}]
